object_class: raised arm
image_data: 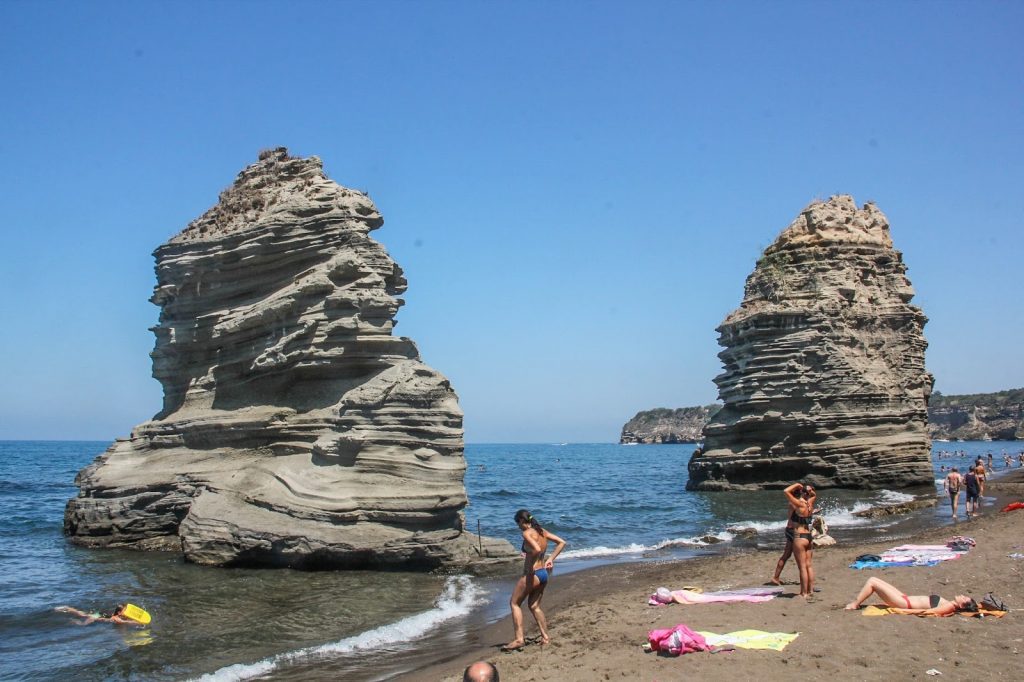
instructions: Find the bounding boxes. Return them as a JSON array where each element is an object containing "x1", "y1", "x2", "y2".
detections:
[{"x1": 783, "y1": 482, "x2": 804, "y2": 507}]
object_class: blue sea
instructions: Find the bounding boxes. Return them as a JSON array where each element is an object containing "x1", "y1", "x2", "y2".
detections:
[{"x1": 0, "y1": 440, "x2": 1018, "y2": 681}]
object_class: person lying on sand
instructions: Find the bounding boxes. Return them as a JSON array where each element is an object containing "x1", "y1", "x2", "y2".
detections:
[
  {"x1": 55, "y1": 604, "x2": 135, "y2": 625},
  {"x1": 844, "y1": 577, "x2": 977, "y2": 615}
]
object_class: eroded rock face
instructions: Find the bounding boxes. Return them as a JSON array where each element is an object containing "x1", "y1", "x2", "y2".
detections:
[
  {"x1": 687, "y1": 196, "x2": 934, "y2": 491},
  {"x1": 65, "y1": 148, "x2": 515, "y2": 569}
]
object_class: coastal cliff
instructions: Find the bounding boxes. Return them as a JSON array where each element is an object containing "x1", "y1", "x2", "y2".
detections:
[
  {"x1": 623, "y1": 390, "x2": 1024, "y2": 445},
  {"x1": 620, "y1": 405, "x2": 720, "y2": 444},
  {"x1": 928, "y1": 388, "x2": 1024, "y2": 441},
  {"x1": 65, "y1": 148, "x2": 516, "y2": 569},
  {"x1": 686, "y1": 196, "x2": 934, "y2": 490}
]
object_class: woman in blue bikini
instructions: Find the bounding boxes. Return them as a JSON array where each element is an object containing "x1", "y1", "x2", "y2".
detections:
[{"x1": 503, "y1": 509, "x2": 566, "y2": 651}]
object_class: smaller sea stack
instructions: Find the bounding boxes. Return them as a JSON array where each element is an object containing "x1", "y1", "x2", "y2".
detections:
[{"x1": 687, "y1": 196, "x2": 933, "y2": 491}]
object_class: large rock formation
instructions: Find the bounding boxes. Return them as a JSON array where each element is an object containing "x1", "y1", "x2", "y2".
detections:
[
  {"x1": 687, "y1": 196, "x2": 934, "y2": 490},
  {"x1": 65, "y1": 148, "x2": 515, "y2": 569},
  {"x1": 620, "y1": 405, "x2": 720, "y2": 444}
]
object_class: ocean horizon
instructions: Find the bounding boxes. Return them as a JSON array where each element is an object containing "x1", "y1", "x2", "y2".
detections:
[{"x1": 1, "y1": 439, "x2": 1019, "y2": 680}]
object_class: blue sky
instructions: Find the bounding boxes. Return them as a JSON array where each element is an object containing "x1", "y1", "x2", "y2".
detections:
[{"x1": 1, "y1": 1, "x2": 1021, "y2": 442}]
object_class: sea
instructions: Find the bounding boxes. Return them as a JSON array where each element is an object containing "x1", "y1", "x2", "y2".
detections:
[{"x1": 0, "y1": 439, "x2": 1019, "y2": 681}]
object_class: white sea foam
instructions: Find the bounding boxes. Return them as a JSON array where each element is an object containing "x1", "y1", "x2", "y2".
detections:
[
  {"x1": 192, "y1": 575, "x2": 483, "y2": 682},
  {"x1": 819, "y1": 500, "x2": 875, "y2": 527},
  {"x1": 729, "y1": 499, "x2": 884, "y2": 534},
  {"x1": 654, "y1": 531, "x2": 736, "y2": 548},
  {"x1": 563, "y1": 543, "x2": 649, "y2": 559},
  {"x1": 727, "y1": 519, "x2": 788, "y2": 533},
  {"x1": 876, "y1": 489, "x2": 916, "y2": 505},
  {"x1": 563, "y1": 532, "x2": 737, "y2": 559}
]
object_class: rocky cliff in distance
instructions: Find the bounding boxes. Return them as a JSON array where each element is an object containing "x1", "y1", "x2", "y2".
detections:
[
  {"x1": 620, "y1": 405, "x2": 720, "y2": 444},
  {"x1": 624, "y1": 388, "x2": 1023, "y2": 446},
  {"x1": 65, "y1": 148, "x2": 516, "y2": 569},
  {"x1": 929, "y1": 388, "x2": 1024, "y2": 441},
  {"x1": 687, "y1": 196, "x2": 934, "y2": 490}
]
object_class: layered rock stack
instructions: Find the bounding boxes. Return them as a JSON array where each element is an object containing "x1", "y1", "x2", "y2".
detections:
[
  {"x1": 65, "y1": 148, "x2": 515, "y2": 568},
  {"x1": 687, "y1": 196, "x2": 934, "y2": 490}
]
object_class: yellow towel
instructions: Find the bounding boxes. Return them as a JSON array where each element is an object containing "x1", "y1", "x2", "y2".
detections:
[
  {"x1": 697, "y1": 630, "x2": 800, "y2": 651},
  {"x1": 861, "y1": 605, "x2": 1006, "y2": 618}
]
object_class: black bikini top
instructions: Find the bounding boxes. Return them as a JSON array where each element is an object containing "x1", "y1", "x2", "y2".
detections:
[{"x1": 790, "y1": 508, "x2": 813, "y2": 526}]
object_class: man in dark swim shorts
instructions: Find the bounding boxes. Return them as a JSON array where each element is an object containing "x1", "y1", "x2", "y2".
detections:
[{"x1": 963, "y1": 466, "x2": 981, "y2": 517}]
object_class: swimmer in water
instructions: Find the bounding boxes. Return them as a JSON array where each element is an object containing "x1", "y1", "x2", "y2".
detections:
[{"x1": 55, "y1": 604, "x2": 135, "y2": 625}]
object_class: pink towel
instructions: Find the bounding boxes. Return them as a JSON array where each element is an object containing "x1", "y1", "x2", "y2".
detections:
[{"x1": 650, "y1": 589, "x2": 778, "y2": 606}]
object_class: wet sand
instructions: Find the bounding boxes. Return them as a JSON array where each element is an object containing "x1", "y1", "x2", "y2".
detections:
[{"x1": 411, "y1": 471, "x2": 1024, "y2": 681}]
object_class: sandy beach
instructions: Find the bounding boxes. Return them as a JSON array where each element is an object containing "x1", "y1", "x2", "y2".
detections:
[{"x1": 414, "y1": 472, "x2": 1024, "y2": 681}]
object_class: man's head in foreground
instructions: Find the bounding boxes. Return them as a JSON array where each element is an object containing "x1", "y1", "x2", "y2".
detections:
[{"x1": 463, "y1": 660, "x2": 499, "y2": 682}]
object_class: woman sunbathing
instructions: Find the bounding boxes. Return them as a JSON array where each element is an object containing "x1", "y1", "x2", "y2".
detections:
[{"x1": 844, "y1": 577, "x2": 977, "y2": 615}]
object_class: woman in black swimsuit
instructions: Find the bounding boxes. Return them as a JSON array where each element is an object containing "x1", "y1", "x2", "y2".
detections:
[
  {"x1": 782, "y1": 482, "x2": 816, "y2": 599},
  {"x1": 771, "y1": 483, "x2": 816, "y2": 586}
]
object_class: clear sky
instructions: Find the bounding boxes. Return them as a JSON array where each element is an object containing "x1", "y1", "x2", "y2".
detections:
[{"x1": 1, "y1": 1, "x2": 1021, "y2": 443}]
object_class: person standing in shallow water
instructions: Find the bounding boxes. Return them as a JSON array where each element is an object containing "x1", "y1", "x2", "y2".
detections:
[
  {"x1": 963, "y1": 466, "x2": 982, "y2": 517},
  {"x1": 503, "y1": 509, "x2": 566, "y2": 651},
  {"x1": 943, "y1": 467, "x2": 963, "y2": 519}
]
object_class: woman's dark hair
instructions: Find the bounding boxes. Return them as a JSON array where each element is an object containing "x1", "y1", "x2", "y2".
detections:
[
  {"x1": 960, "y1": 598, "x2": 978, "y2": 613},
  {"x1": 514, "y1": 509, "x2": 543, "y2": 532}
]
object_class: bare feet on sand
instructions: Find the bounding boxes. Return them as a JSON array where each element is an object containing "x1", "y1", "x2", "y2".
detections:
[{"x1": 502, "y1": 640, "x2": 526, "y2": 652}]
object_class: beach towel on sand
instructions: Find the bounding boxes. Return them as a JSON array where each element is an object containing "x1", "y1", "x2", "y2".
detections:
[
  {"x1": 697, "y1": 630, "x2": 799, "y2": 651},
  {"x1": 649, "y1": 586, "x2": 783, "y2": 606},
  {"x1": 850, "y1": 559, "x2": 922, "y2": 570},
  {"x1": 850, "y1": 543, "x2": 967, "y2": 569},
  {"x1": 861, "y1": 605, "x2": 1007, "y2": 619}
]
